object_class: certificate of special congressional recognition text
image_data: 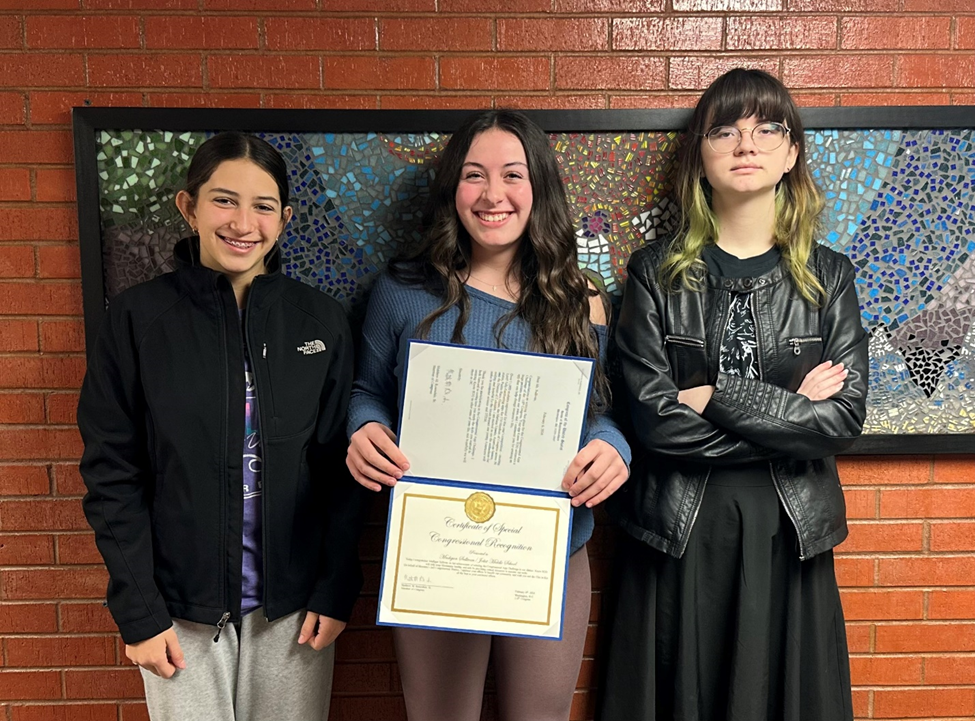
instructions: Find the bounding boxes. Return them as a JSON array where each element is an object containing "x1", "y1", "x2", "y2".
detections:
[{"x1": 377, "y1": 341, "x2": 594, "y2": 639}]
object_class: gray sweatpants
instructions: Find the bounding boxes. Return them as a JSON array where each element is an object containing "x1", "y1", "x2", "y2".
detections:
[{"x1": 140, "y1": 610, "x2": 334, "y2": 721}]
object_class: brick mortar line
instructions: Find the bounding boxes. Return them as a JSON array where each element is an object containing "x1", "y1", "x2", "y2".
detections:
[
  {"x1": 4, "y1": 8, "x2": 973, "y2": 15},
  {"x1": 0, "y1": 459, "x2": 83, "y2": 464},
  {"x1": 855, "y1": 486, "x2": 975, "y2": 490},
  {"x1": 0, "y1": 390, "x2": 80, "y2": 394},
  {"x1": 0, "y1": 356, "x2": 80, "y2": 363},
  {"x1": 0, "y1": 634, "x2": 121, "y2": 639},
  {"x1": 0, "y1": 562, "x2": 105, "y2": 568},
  {"x1": 2, "y1": 89, "x2": 971, "y2": 103},
  {"x1": 10, "y1": 85, "x2": 973, "y2": 94},
  {"x1": 0, "y1": 665, "x2": 140, "y2": 670},
  {"x1": 0, "y1": 394, "x2": 85, "y2": 400},
  {"x1": 850, "y1": 589, "x2": 975, "y2": 593},
  {"x1": 849, "y1": 652, "x2": 975, "y2": 656},
  {"x1": 0, "y1": 9, "x2": 785, "y2": 17},
  {"x1": 837, "y1": 552, "x2": 975, "y2": 557},
  {"x1": 5, "y1": 48, "x2": 975, "y2": 54},
  {"x1": 844, "y1": 620, "x2": 975, "y2": 625},
  {"x1": 0, "y1": 529, "x2": 89, "y2": 533},
  {"x1": 850, "y1": 520, "x2": 974, "y2": 523},
  {"x1": 847, "y1": 683, "x2": 975, "y2": 688}
]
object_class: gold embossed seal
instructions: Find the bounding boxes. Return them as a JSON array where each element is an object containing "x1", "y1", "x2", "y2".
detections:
[{"x1": 464, "y1": 492, "x2": 495, "y2": 524}]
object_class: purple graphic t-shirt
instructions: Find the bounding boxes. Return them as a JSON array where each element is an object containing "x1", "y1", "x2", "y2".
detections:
[{"x1": 241, "y1": 315, "x2": 264, "y2": 614}]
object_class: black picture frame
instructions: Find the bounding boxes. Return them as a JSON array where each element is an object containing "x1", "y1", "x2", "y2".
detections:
[{"x1": 72, "y1": 106, "x2": 975, "y2": 455}]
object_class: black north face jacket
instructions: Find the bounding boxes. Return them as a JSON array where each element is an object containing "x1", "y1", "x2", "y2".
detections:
[{"x1": 79, "y1": 238, "x2": 367, "y2": 644}]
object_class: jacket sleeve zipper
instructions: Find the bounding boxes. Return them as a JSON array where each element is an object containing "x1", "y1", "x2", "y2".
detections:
[
  {"x1": 769, "y1": 463, "x2": 806, "y2": 560},
  {"x1": 677, "y1": 466, "x2": 711, "y2": 558}
]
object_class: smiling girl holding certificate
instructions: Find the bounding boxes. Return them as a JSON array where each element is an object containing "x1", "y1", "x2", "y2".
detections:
[{"x1": 346, "y1": 109, "x2": 631, "y2": 721}]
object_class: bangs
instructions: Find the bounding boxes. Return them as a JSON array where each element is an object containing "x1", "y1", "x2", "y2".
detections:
[{"x1": 697, "y1": 69, "x2": 796, "y2": 131}]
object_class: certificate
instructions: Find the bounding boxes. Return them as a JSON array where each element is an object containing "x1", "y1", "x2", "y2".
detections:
[
  {"x1": 377, "y1": 480, "x2": 572, "y2": 639},
  {"x1": 396, "y1": 341, "x2": 594, "y2": 492},
  {"x1": 377, "y1": 342, "x2": 593, "y2": 639}
]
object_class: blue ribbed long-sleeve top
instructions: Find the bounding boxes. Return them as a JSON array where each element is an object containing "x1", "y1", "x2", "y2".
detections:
[{"x1": 348, "y1": 271, "x2": 632, "y2": 555}]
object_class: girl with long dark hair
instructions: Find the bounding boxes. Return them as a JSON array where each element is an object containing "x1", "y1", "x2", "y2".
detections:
[
  {"x1": 599, "y1": 69, "x2": 868, "y2": 721},
  {"x1": 346, "y1": 109, "x2": 631, "y2": 721}
]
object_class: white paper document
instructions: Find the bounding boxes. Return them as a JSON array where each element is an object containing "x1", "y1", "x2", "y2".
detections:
[
  {"x1": 397, "y1": 341, "x2": 594, "y2": 492},
  {"x1": 378, "y1": 342, "x2": 594, "y2": 639}
]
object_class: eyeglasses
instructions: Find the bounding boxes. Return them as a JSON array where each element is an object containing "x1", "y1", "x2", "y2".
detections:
[{"x1": 703, "y1": 122, "x2": 791, "y2": 154}]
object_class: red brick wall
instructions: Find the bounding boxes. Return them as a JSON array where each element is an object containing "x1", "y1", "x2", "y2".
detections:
[{"x1": 0, "y1": 1, "x2": 973, "y2": 720}]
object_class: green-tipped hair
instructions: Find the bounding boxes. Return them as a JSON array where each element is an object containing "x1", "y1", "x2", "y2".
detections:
[{"x1": 663, "y1": 68, "x2": 826, "y2": 304}]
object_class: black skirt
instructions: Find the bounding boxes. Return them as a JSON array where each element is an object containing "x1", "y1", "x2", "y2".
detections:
[{"x1": 598, "y1": 467, "x2": 853, "y2": 721}]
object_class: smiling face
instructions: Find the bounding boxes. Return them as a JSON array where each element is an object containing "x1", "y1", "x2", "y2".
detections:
[
  {"x1": 176, "y1": 158, "x2": 293, "y2": 292},
  {"x1": 454, "y1": 127, "x2": 533, "y2": 258},
  {"x1": 700, "y1": 114, "x2": 798, "y2": 202}
]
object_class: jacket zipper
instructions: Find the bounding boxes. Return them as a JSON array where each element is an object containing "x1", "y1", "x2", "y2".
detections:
[
  {"x1": 787, "y1": 336, "x2": 822, "y2": 356},
  {"x1": 751, "y1": 294, "x2": 765, "y2": 379},
  {"x1": 217, "y1": 284, "x2": 232, "y2": 638},
  {"x1": 244, "y1": 285, "x2": 271, "y2": 618},
  {"x1": 664, "y1": 334, "x2": 705, "y2": 348},
  {"x1": 753, "y1": 293, "x2": 806, "y2": 559},
  {"x1": 717, "y1": 297, "x2": 733, "y2": 364},
  {"x1": 212, "y1": 611, "x2": 231, "y2": 642}
]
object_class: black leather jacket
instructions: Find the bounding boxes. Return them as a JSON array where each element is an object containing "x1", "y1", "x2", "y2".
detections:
[{"x1": 609, "y1": 239, "x2": 869, "y2": 560}]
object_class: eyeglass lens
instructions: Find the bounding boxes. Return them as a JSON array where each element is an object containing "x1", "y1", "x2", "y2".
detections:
[{"x1": 707, "y1": 123, "x2": 788, "y2": 153}]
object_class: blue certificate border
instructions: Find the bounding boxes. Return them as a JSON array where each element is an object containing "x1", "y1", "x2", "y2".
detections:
[{"x1": 376, "y1": 475, "x2": 575, "y2": 641}]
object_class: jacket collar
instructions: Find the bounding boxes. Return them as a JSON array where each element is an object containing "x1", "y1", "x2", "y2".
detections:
[
  {"x1": 705, "y1": 261, "x2": 788, "y2": 293},
  {"x1": 171, "y1": 236, "x2": 285, "y2": 309}
]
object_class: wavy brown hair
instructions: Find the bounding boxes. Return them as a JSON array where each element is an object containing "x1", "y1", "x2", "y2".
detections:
[
  {"x1": 390, "y1": 109, "x2": 609, "y2": 413},
  {"x1": 664, "y1": 68, "x2": 826, "y2": 304}
]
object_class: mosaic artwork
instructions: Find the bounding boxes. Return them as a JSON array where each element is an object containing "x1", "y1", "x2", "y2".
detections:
[{"x1": 92, "y1": 127, "x2": 975, "y2": 437}]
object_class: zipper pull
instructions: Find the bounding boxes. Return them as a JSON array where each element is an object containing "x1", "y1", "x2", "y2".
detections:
[
  {"x1": 212, "y1": 611, "x2": 231, "y2": 642},
  {"x1": 788, "y1": 338, "x2": 801, "y2": 356},
  {"x1": 262, "y1": 343, "x2": 267, "y2": 359}
]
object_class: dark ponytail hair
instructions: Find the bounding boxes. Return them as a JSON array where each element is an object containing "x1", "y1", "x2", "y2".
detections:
[{"x1": 184, "y1": 132, "x2": 290, "y2": 213}]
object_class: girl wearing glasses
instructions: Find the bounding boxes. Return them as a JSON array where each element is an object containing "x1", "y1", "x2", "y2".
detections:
[{"x1": 598, "y1": 69, "x2": 868, "y2": 721}]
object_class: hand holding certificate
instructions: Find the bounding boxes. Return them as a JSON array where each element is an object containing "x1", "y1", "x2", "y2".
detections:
[{"x1": 377, "y1": 341, "x2": 594, "y2": 640}]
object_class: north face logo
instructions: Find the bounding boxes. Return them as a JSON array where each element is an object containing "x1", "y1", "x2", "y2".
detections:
[{"x1": 297, "y1": 340, "x2": 326, "y2": 355}]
